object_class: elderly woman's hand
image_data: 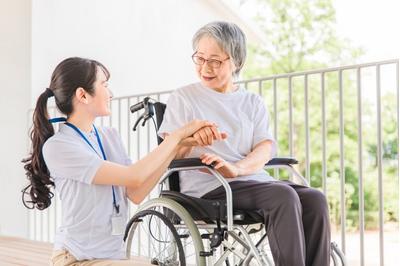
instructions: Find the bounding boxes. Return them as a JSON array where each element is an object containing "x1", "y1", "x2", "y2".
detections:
[
  {"x1": 200, "y1": 153, "x2": 239, "y2": 178},
  {"x1": 173, "y1": 119, "x2": 214, "y2": 140},
  {"x1": 176, "y1": 120, "x2": 227, "y2": 147},
  {"x1": 193, "y1": 127, "x2": 228, "y2": 146}
]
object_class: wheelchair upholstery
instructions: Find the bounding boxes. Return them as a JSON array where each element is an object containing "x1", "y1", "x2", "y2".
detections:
[{"x1": 161, "y1": 188, "x2": 264, "y2": 225}]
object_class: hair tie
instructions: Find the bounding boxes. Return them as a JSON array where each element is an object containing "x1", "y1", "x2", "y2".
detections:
[
  {"x1": 45, "y1": 88, "x2": 54, "y2": 98},
  {"x1": 49, "y1": 117, "x2": 67, "y2": 123}
]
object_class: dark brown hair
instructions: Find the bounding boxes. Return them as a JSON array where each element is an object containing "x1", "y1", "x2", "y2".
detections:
[{"x1": 22, "y1": 57, "x2": 110, "y2": 210}]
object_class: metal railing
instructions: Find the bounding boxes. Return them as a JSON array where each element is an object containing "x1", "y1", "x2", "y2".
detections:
[{"x1": 28, "y1": 59, "x2": 399, "y2": 265}]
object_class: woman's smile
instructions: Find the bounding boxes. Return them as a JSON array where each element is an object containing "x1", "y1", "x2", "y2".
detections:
[{"x1": 202, "y1": 75, "x2": 216, "y2": 81}]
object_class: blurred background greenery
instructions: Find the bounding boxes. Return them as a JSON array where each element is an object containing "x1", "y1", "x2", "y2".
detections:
[{"x1": 239, "y1": 0, "x2": 398, "y2": 231}]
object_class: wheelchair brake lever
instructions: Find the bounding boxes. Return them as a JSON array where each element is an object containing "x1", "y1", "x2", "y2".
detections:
[
  {"x1": 133, "y1": 114, "x2": 144, "y2": 131},
  {"x1": 141, "y1": 115, "x2": 150, "y2": 127}
]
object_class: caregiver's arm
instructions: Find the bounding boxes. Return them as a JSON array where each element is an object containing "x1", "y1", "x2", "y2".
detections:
[
  {"x1": 126, "y1": 132, "x2": 215, "y2": 203},
  {"x1": 125, "y1": 134, "x2": 179, "y2": 204},
  {"x1": 92, "y1": 120, "x2": 213, "y2": 189}
]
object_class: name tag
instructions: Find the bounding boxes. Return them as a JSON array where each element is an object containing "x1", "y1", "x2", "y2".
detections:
[{"x1": 111, "y1": 215, "x2": 125, "y2": 236}]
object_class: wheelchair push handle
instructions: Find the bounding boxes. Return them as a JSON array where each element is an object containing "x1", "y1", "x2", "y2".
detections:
[
  {"x1": 130, "y1": 97, "x2": 156, "y2": 131},
  {"x1": 130, "y1": 101, "x2": 145, "y2": 113},
  {"x1": 130, "y1": 96, "x2": 151, "y2": 113}
]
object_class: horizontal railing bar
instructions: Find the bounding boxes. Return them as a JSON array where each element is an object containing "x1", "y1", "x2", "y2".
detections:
[
  {"x1": 235, "y1": 59, "x2": 399, "y2": 84},
  {"x1": 112, "y1": 91, "x2": 172, "y2": 101}
]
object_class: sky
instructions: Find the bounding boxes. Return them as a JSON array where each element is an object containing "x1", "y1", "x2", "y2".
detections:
[
  {"x1": 236, "y1": 0, "x2": 400, "y2": 63},
  {"x1": 333, "y1": 0, "x2": 400, "y2": 62}
]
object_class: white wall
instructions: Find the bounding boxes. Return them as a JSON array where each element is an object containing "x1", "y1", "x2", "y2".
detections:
[
  {"x1": 31, "y1": 0, "x2": 258, "y2": 105},
  {"x1": 0, "y1": 0, "x2": 31, "y2": 237},
  {"x1": 0, "y1": 0, "x2": 260, "y2": 238}
]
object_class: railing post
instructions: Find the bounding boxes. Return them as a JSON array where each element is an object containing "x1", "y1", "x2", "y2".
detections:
[
  {"x1": 339, "y1": 69, "x2": 346, "y2": 253},
  {"x1": 376, "y1": 65, "x2": 384, "y2": 266},
  {"x1": 357, "y1": 67, "x2": 365, "y2": 266}
]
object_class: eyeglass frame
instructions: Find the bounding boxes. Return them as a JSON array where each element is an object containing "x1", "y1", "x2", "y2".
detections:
[{"x1": 191, "y1": 52, "x2": 230, "y2": 68}]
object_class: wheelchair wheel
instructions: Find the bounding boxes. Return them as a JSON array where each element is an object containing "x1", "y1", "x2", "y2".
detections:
[
  {"x1": 124, "y1": 209, "x2": 185, "y2": 265},
  {"x1": 125, "y1": 198, "x2": 206, "y2": 266}
]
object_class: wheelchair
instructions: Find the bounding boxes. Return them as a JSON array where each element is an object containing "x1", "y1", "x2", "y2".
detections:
[{"x1": 123, "y1": 97, "x2": 347, "y2": 266}]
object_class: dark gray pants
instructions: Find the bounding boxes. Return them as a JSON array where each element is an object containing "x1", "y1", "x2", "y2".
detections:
[{"x1": 202, "y1": 180, "x2": 330, "y2": 266}]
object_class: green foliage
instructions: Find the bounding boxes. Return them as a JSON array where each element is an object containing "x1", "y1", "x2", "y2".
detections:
[
  {"x1": 242, "y1": 0, "x2": 363, "y2": 78},
  {"x1": 240, "y1": 0, "x2": 398, "y2": 230}
]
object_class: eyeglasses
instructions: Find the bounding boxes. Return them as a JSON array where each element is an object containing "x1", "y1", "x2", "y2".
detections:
[{"x1": 191, "y1": 53, "x2": 230, "y2": 68}]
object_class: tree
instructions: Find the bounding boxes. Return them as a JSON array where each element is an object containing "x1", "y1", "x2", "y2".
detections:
[{"x1": 241, "y1": 0, "x2": 363, "y2": 77}]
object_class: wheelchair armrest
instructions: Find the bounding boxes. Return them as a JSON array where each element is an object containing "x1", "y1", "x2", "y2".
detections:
[
  {"x1": 168, "y1": 158, "x2": 212, "y2": 169},
  {"x1": 163, "y1": 157, "x2": 234, "y2": 231},
  {"x1": 264, "y1": 157, "x2": 309, "y2": 186},
  {"x1": 169, "y1": 157, "x2": 298, "y2": 168},
  {"x1": 163, "y1": 157, "x2": 307, "y2": 230},
  {"x1": 265, "y1": 157, "x2": 298, "y2": 166}
]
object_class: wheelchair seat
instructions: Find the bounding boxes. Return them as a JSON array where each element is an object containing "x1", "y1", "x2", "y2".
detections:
[{"x1": 161, "y1": 190, "x2": 264, "y2": 225}]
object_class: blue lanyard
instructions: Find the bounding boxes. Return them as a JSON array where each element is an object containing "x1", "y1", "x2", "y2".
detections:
[{"x1": 65, "y1": 122, "x2": 120, "y2": 214}]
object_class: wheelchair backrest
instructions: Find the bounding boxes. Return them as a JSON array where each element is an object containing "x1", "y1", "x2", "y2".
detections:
[{"x1": 153, "y1": 102, "x2": 181, "y2": 192}]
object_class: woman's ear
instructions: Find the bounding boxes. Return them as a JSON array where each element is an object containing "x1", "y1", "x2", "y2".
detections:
[{"x1": 75, "y1": 87, "x2": 89, "y2": 104}]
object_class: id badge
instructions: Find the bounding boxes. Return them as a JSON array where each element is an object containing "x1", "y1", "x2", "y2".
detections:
[{"x1": 111, "y1": 215, "x2": 125, "y2": 236}]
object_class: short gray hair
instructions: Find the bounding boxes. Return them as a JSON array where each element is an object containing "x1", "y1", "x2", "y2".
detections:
[{"x1": 192, "y1": 21, "x2": 247, "y2": 77}]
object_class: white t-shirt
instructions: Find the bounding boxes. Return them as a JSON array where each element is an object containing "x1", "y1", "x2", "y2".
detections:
[
  {"x1": 42, "y1": 123, "x2": 131, "y2": 260},
  {"x1": 158, "y1": 82, "x2": 277, "y2": 198}
]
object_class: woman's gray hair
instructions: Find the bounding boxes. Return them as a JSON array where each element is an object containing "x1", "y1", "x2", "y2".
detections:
[{"x1": 192, "y1": 21, "x2": 247, "y2": 77}]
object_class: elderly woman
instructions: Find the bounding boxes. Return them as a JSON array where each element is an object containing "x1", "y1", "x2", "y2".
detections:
[{"x1": 159, "y1": 21, "x2": 330, "y2": 266}]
